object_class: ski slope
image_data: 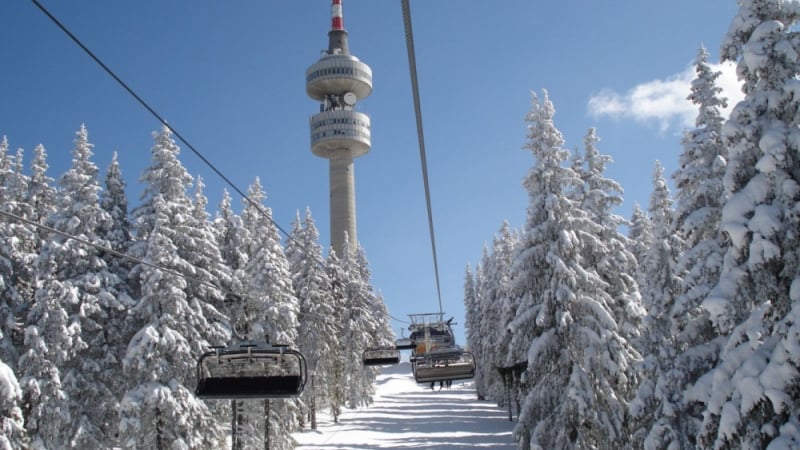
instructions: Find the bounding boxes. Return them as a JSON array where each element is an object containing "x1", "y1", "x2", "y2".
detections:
[{"x1": 293, "y1": 362, "x2": 517, "y2": 449}]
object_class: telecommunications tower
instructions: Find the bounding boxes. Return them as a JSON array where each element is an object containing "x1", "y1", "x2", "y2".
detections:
[{"x1": 306, "y1": 0, "x2": 373, "y2": 256}]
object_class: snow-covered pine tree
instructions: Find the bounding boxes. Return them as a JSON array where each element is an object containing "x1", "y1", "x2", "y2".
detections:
[
  {"x1": 579, "y1": 129, "x2": 644, "y2": 342},
  {"x1": 510, "y1": 90, "x2": 638, "y2": 449},
  {"x1": 324, "y1": 250, "x2": 347, "y2": 424},
  {"x1": 120, "y1": 126, "x2": 227, "y2": 448},
  {"x1": 629, "y1": 161, "x2": 684, "y2": 447},
  {"x1": 627, "y1": 203, "x2": 653, "y2": 287},
  {"x1": 186, "y1": 175, "x2": 231, "y2": 337},
  {"x1": 0, "y1": 142, "x2": 48, "y2": 371},
  {"x1": 462, "y1": 264, "x2": 483, "y2": 399},
  {"x1": 9, "y1": 149, "x2": 30, "y2": 226},
  {"x1": 0, "y1": 137, "x2": 28, "y2": 371},
  {"x1": 20, "y1": 125, "x2": 130, "y2": 448},
  {"x1": 209, "y1": 190, "x2": 249, "y2": 450},
  {"x1": 480, "y1": 222, "x2": 519, "y2": 405},
  {"x1": 286, "y1": 208, "x2": 337, "y2": 430},
  {"x1": 697, "y1": 1, "x2": 800, "y2": 447},
  {"x1": 214, "y1": 189, "x2": 249, "y2": 314},
  {"x1": 239, "y1": 178, "x2": 300, "y2": 450},
  {"x1": 471, "y1": 247, "x2": 492, "y2": 399},
  {"x1": 354, "y1": 244, "x2": 394, "y2": 351},
  {"x1": 36, "y1": 124, "x2": 133, "y2": 448},
  {"x1": 19, "y1": 242, "x2": 74, "y2": 449},
  {"x1": 336, "y1": 234, "x2": 377, "y2": 409},
  {"x1": 27, "y1": 144, "x2": 56, "y2": 227},
  {"x1": 642, "y1": 46, "x2": 730, "y2": 450},
  {"x1": 99, "y1": 152, "x2": 132, "y2": 280},
  {"x1": 0, "y1": 359, "x2": 27, "y2": 449}
]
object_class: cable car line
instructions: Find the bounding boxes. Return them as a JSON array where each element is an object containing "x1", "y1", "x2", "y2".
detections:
[
  {"x1": 401, "y1": 0, "x2": 444, "y2": 316},
  {"x1": 0, "y1": 209, "x2": 336, "y2": 329},
  {"x1": 29, "y1": 0, "x2": 324, "y2": 269},
  {"x1": 394, "y1": 1, "x2": 477, "y2": 385}
]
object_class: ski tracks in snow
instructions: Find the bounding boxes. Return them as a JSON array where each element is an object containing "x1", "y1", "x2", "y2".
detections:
[{"x1": 294, "y1": 362, "x2": 516, "y2": 449}]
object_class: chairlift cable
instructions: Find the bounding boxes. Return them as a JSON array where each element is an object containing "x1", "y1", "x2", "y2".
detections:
[
  {"x1": 29, "y1": 0, "x2": 325, "y2": 268},
  {"x1": 401, "y1": 0, "x2": 444, "y2": 316},
  {"x1": 0, "y1": 209, "x2": 334, "y2": 327}
]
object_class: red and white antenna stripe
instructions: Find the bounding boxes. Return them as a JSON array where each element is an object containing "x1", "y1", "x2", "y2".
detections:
[{"x1": 331, "y1": 0, "x2": 344, "y2": 31}]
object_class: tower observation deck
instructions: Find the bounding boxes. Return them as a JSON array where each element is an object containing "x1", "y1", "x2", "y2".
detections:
[{"x1": 307, "y1": 0, "x2": 372, "y2": 256}]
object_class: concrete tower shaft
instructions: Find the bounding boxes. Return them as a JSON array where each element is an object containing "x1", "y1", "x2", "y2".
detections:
[{"x1": 307, "y1": 0, "x2": 372, "y2": 256}]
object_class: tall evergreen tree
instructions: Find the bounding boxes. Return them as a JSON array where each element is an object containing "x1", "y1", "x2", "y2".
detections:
[
  {"x1": 16, "y1": 125, "x2": 128, "y2": 448},
  {"x1": 471, "y1": 247, "x2": 492, "y2": 399},
  {"x1": 214, "y1": 189, "x2": 249, "y2": 315},
  {"x1": 99, "y1": 152, "x2": 132, "y2": 279},
  {"x1": 0, "y1": 137, "x2": 28, "y2": 371},
  {"x1": 337, "y1": 234, "x2": 377, "y2": 410},
  {"x1": 26, "y1": 144, "x2": 56, "y2": 226},
  {"x1": 580, "y1": 129, "x2": 644, "y2": 341},
  {"x1": 643, "y1": 46, "x2": 730, "y2": 450},
  {"x1": 324, "y1": 250, "x2": 347, "y2": 424},
  {"x1": 1, "y1": 143, "x2": 46, "y2": 371},
  {"x1": 629, "y1": 161, "x2": 684, "y2": 447},
  {"x1": 698, "y1": 1, "x2": 800, "y2": 447},
  {"x1": 353, "y1": 244, "x2": 395, "y2": 351},
  {"x1": 286, "y1": 208, "x2": 337, "y2": 430},
  {"x1": 510, "y1": 91, "x2": 638, "y2": 449},
  {"x1": 120, "y1": 126, "x2": 227, "y2": 448},
  {"x1": 0, "y1": 359, "x2": 27, "y2": 449},
  {"x1": 238, "y1": 178, "x2": 299, "y2": 450},
  {"x1": 628, "y1": 203, "x2": 653, "y2": 287},
  {"x1": 48, "y1": 124, "x2": 131, "y2": 448},
  {"x1": 462, "y1": 263, "x2": 481, "y2": 399},
  {"x1": 481, "y1": 222, "x2": 519, "y2": 405}
]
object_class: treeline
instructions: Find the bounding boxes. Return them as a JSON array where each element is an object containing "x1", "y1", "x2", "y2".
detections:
[
  {"x1": 465, "y1": 2, "x2": 800, "y2": 449},
  {"x1": 0, "y1": 124, "x2": 394, "y2": 449}
]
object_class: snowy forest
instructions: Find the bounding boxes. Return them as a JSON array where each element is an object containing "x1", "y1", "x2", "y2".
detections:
[
  {"x1": 0, "y1": 117, "x2": 395, "y2": 448},
  {"x1": 464, "y1": 2, "x2": 800, "y2": 449},
  {"x1": 4, "y1": 0, "x2": 800, "y2": 449}
]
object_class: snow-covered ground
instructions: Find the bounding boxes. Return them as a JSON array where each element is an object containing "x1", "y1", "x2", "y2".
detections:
[{"x1": 294, "y1": 362, "x2": 516, "y2": 449}]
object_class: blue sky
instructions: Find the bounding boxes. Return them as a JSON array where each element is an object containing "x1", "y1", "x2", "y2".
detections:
[{"x1": 2, "y1": 1, "x2": 740, "y2": 345}]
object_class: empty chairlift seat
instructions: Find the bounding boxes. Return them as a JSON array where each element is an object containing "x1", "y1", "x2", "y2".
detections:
[
  {"x1": 362, "y1": 346, "x2": 401, "y2": 366},
  {"x1": 412, "y1": 349, "x2": 475, "y2": 384},
  {"x1": 195, "y1": 342, "x2": 308, "y2": 400}
]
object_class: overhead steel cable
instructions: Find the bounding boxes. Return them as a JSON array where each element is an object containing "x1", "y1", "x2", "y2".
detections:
[
  {"x1": 0, "y1": 208, "x2": 341, "y2": 328},
  {"x1": 401, "y1": 0, "x2": 444, "y2": 315},
  {"x1": 29, "y1": 0, "x2": 324, "y2": 267}
]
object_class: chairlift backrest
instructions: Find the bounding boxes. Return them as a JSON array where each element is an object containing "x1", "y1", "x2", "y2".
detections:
[{"x1": 411, "y1": 350, "x2": 475, "y2": 384}]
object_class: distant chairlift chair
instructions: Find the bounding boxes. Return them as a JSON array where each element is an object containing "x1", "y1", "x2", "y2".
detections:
[
  {"x1": 402, "y1": 312, "x2": 476, "y2": 384},
  {"x1": 362, "y1": 346, "x2": 401, "y2": 366},
  {"x1": 412, "y1": 348, "x2": 475, "y2": 384},
  {"x1": 195, "y1": 342, "x2": 308, "y2": 399}
]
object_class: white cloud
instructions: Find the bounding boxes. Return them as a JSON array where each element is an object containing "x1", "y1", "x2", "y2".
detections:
[{"x1": 587, "y1": 61, "x2": 743, "y2": 133}]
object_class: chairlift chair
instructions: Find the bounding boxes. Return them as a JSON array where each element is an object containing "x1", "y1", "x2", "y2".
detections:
[
  {"x1": 195, "y1": 342, "x2": 308, "y2": 399},
  {"x1": 407, "y1": 312, "x2": 456, "y2": 357},
  {"x1": 412, "y1": 349, "x2": 475, "y2": 384},
  {"x1": 362, "y1": 346, "x2": 401, "y2": 366}
]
